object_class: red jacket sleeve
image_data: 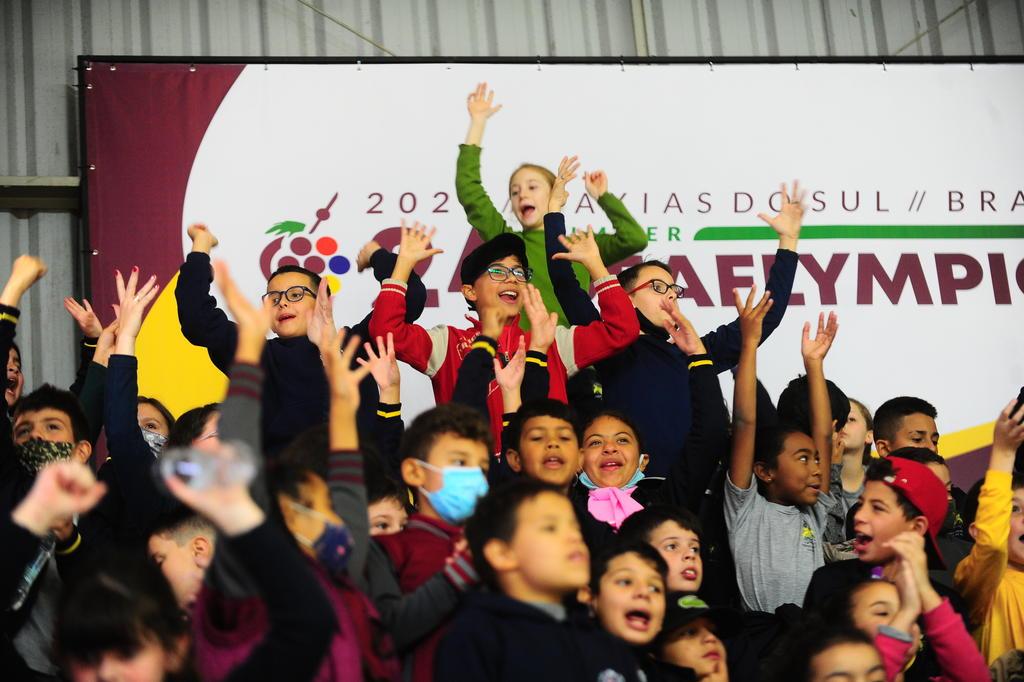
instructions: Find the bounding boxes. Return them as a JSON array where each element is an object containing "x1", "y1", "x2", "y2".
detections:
[
  {"x1": 921, "y1": 598, "x2": 990, "y2": 682},
  {"x1": 552, "y1": 275, "x2": 640, "y2": 375},
  {"x1": 369, "y1": 279, "x2": 435, "y2": 374}
]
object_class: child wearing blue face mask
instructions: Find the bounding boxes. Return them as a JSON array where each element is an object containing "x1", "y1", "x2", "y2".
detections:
[
  {"x1": 570, "y1": 318, "x2": 731, "y2": 553},
  {"x1": 370, "y1": 402, "x2": 493, "y2": 682}
]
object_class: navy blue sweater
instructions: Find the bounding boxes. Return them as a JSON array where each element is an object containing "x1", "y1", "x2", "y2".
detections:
[
  {"x1": 545, "y1": 213, "x2": 798, "y2": 477},
  {"x1": 436, "y1": 591, "x2": 640, "y2": 682},
  {"x1": 176, "y1": 249, "x2": 426, "y2": 455}
]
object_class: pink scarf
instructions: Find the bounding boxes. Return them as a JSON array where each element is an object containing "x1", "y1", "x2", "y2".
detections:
[{"x1": 588, "y1": 487, "x2": 644, "y2": 530}]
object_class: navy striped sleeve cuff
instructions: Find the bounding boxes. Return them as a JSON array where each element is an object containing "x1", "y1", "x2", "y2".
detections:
[{"x1": 327, "y1": 449, "x2": 363, "y2": 487}]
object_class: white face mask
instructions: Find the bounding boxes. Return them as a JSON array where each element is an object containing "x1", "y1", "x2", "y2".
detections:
[{"x1": 141, "y1": 428, "x2": 168, "y2": 456}]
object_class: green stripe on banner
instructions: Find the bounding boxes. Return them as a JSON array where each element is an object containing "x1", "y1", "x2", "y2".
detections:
[{"x1": 693, "y1": 225, "x2": 1024, "y2": 241}]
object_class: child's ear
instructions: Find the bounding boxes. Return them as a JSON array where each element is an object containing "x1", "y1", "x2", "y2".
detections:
[
  {"x1": 639, "y1": 454, "x2": 649, "y2": 472},
  {"x1": 192, "y1": 536, "x2": 213, "y2": 568},
  {"x1": 577, "y1": 585, "x2": 594, "y2": 605},
  {"x1": 865, "y1": 429, "x2": 874, "y2": 446},
  {"x1": 401, "y1": 458, "x2": 426, "y2": 488},
  {"x1": 753, "y1": 461, "x2": 773, "y2": 484},
  {"x1": 911, "y1": 515, "x2": 929, "y2": 537},
  {"x1": 461, "y1": 284, "x2": 478, "y2": 303},
  {"x1": 875, "y1": 439, "x2": 891, "y2": 458},
  {"x1": 72, "y1": 440, "x2": 92, "y2": 465},
  {"x1": 505, "y1": 448, "x2": 523, "y2": 473},
  {"x1": 968, "y1": 522, "x2": 978, "y2": 541},
  {"x1": 482, "y1": 538, "x2": 518, "y2": 574}
]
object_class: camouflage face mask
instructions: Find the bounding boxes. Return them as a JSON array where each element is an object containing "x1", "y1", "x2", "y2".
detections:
[{"x1": 15, "y1": 438, "x2": 74, "y2": 473}]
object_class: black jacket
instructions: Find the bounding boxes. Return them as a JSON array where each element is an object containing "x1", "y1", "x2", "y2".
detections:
[{"x1": 436, "y1": 591, "x2": 641, "y2": 682}]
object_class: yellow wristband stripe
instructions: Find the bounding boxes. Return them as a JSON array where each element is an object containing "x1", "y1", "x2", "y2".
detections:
[
  {"x1": 688, "y1": 359, "x2": 713, "y2": 370},
  {"x1": 525, "y1": 357, "x2": 548, "y2": 367},
  {"x1": 377, "y1": 409, "x2": 402, "y2": 418},
  {"x1": 56, "y1": 533, "x2": 82, "y2": 555},
  {"x1": 83, "y1": 341, "x2": 98, "y2": 348},
  {"x1": 0, "y1": 312, "x2": 19, "y2": 324},
  {"x1": 471, "y1": 341, "x2": 497, "y2": 357}
]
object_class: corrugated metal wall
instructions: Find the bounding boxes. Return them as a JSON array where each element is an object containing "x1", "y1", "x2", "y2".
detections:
[{"x1": 1, "y1": 0, "x2": 1022, "y2": 389}]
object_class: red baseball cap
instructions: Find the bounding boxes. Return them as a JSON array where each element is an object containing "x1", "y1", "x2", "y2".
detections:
[{"x1": 881, "y1": 458, "x2": 948, "y2": 568}]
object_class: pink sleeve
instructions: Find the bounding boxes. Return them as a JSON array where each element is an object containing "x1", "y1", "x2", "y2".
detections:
[
  {"x1": 874, "y1": 631, "x2": 914, "y2": 682},
  {"x1": 921, "y1": 598, "x2": 990, "y2": 682}
]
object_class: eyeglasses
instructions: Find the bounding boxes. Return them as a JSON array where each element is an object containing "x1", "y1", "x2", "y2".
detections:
[
  {"x1": 627, "y1": 279, "x2": 684, "y2": 297},
  {"x1": 486, "y1": 265, "x2": 533, "y2": 283},
  {"x1": 261, "y1": 285, "x2": 316, "y2": 306}
]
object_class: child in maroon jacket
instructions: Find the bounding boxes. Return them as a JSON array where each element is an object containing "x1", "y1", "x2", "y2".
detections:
[{"x1": 371, "y1": 402, "x2": 493, "y2": 682}]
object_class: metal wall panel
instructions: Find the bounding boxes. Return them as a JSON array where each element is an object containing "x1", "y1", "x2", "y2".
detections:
[{"x1": 1, "y1": 0, "x2": 1022, "y2": 388}]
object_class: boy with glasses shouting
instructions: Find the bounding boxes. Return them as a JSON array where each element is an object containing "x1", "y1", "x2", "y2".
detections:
[
  {"x1": 177, "y1": 223, "x2": 428, "y2": 455},
  {"x1": 545, "y1": 181, "x2": 807, "y2": 479},
  {"x1": 369, "y1": 201, "x2": 640, "y2": 448}
]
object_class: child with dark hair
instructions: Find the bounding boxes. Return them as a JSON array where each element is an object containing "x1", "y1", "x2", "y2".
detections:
[
  {"x1": 873, "y1": 396, "x2": 940, "y2": 457},
  {"x1": 954, "y1": 401, "x2": 1024, "y2": 663},
  {"x1": 618, "y1": 506, "x2": 705, "y2": 597},
  {"x1": 146, "y1": 507, "x2": 216, "y2": 610},
  {"x1": 363, "y1": 444, "x2": 409, "y2": 536},
  {"x1": 437, "y1": 478, "x2": 640, "y2": 681},
  {"x1": 546, "y1": 182, "x2": 805, "y2": 477},
  {"x1": 168, "y1": 403, "x2": 220, "y2": 450},
  {"x1": 458, "y1": 83, "x2": 648, "y2": 325},
  {"x1": 764, "y1": 625, "x2": 886, "y2": 682},
  {"x1": 654, "y1": 594, "x2": 742, "y2": 681},
  {"x1": 725, "y1": 286, "x2": 851, "y2": 614},
  {"x1": 368, "y1": 401, "x2": 493, "y2": 682},
  {"x1": 501, "y1": 398, "x2": 579, "y2": 489},
  {"x1": 370, "y1": 211, "x2": 639, "y2": 447},
  {"x1": 177, "y1": 224, "x2": 427, "y2": 454},
  {"x1": 583, "y1": 541, "x2": 668, "y2": 648},
  {"x1": 776, "y1": 374, "x2": 851, "y2": 439}
]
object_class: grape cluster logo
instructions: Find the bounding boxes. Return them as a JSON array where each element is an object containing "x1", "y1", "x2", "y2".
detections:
[{"x1": 259, "y1": 192, "x2": 351, "y2": 293}]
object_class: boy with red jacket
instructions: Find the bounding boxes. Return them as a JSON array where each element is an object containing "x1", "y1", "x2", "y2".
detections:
[{"x1": 369, "y1": 209, "x2": 639, "y2": 446}]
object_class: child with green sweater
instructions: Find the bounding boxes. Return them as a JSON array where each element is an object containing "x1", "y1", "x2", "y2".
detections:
[{"x1": 457, "y1": 82, "x2": 648, "y2": 325}]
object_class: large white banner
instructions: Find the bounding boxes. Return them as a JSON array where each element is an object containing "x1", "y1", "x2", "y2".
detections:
[{"x1": 178, "y1": 62, "x2": 1024, "y2": 465}]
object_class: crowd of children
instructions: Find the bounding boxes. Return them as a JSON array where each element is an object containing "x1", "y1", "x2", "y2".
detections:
[{"x1": 1, "y1": 82, "x2": 1022, "y2": 682}]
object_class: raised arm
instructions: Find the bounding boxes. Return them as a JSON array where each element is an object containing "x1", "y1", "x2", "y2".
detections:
[
  {"x1": 451, "y1": 307, "x2": 505, "y2": 419},
  {"x1": 545, "y1": 157, "x2": 600, "y2": 326},
  {"x1": 701, "y1": 181, "x2": 804, "y2": 368},
  {"x1": 585, "y1": 170, "x2": 649, "y2": 265},
  {"x1": 550, "y1": 227, "x2": 640, "y2": 374},
  {"x1": 63, "y1": 297, "x2": 101, "y2": 396},
  {"x1": 317, "y1": 323, "x2": 374, "y2": 583},
  {"x1": 369, "y1": 222, "x2": 447, "y2": 374},
  {"x1": 175, "y1": 224, "x2": 237, "y2": 373},
  {"x1": 656, "y1": 305, "x2": 730, "y2": 511},
  {"x1": 728, "y1": 288, "x2": 774, "y2": 490},
  {"x1": 457, "y1": 83, "x2": 511, "y2": 241},
  {"x1": 801, "y1": 312, "x2": 839, "y2": 496}
]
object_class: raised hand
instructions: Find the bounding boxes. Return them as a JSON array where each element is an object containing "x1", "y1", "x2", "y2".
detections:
[
  {"x1": 552, "y1": 226, "x2": 601, "y2": 267},
  {"x1": 213, "y1": 261, "x2": 272, "y2": 363},
  {"x1": 11, "y1": 461, "x2": 108, "y2": 536},
  {"x1": 318, "y1": 325, "x2": 373, "y2": 408},
  {"x1": 659, "y1": 299, "x2": 707, "y2": 355},
  {"x1": 357, "y1": 333, "x2": 400, "y2": 396},
  {"x1": 801, "y1": 311, "x2": 839, "y2": 363},
  {"x1": 757, "y1": 181, "x2": 805, "y2": 250},
  {"x1": 305, "y1": 278, "x2": 336, "y2": 347},
  {"x1": 547, "y1": 155, "x2": 580, "y2": 214},
  {"x1": 522, "y1": 284, "x2": 557, "y2": 353},
  {"x1": 494, "y1": 337, "x2": 527, "y2": 395},
  {"x1": 397, "y1": 220, "x2": 443, "y2": 266},
  {"x1": 733, "y1": 286, "x2": 774, "y2": 346},
  {"x1": 466, "y1": 82, "x2": 502, "y2": 122},
  {"x1": 187, "y1": 222, "x2": 219, "y2": 254},
  {"x1": 63, "y1": 298, "x2": 103, "y2": 338},
  {"x1": 992, "y1": 398, "x2": 1024, "y2": 455},
  {"x1": 356, "y1": 240, "x2": 382, "y2": 273},
  {"x1": 583, "y1": 170, "x2": 608, "y2": 200},
  {"x1": 889, "y1": 547, "x2": 923, "y2": 633},
  {"x1": 0, "y1": 255, "x2": 48, "y2": 308},
  {"x1": 114, "y1": 268, "x2": 160, "y2": 354},
  {"x1": 93, "y1": 315, "x2": 120, "y2": 368},
  {"x1": 885, "y1": 531, "x2": 940, "y2": 611}
]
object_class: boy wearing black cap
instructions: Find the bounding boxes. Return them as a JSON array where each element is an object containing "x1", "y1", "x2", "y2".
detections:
[
  {"x1": 369, "y1": 222, "x2": 639, "y2": 445},
  {"x1": 804, "y1": 456, "x2": 970, "y2": 681},
  {"x1": 653, "y1": 594, "x2": 741, "y2": 681}
]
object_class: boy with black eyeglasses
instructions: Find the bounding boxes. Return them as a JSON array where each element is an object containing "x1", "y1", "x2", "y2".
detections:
[
  {"x1": 545, "y1": 182, "x2": 807, "y2": 477},
  {"x1": 368, "y1": 206, "x2": 640, "y2": 447},
  {"x1": 177, "y1": 223, "x2": 428, "y2": 454}
]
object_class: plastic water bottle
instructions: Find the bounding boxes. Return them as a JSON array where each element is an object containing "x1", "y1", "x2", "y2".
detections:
[
  {"x1": 160, "y1": 439, "x2": 257, "y2": 490},
  {"x1": 9, "y1": 534, "x2": 55, "y2": 611}
]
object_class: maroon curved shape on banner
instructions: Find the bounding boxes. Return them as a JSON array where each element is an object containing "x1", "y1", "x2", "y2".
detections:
[{"x1": 83, "y1": 62, "x2": 245, "y2": 314}]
